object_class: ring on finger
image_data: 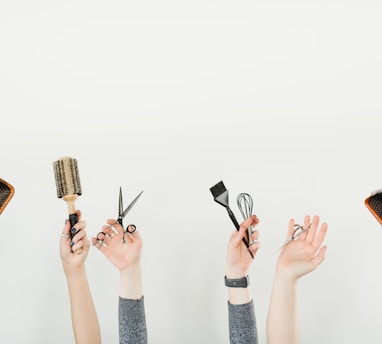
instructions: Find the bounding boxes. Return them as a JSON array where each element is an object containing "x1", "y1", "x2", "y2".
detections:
[
  {"x1": 249, "y1": 239, "x2": 260, "y2": 246},
  {"x1": 109, "y1": 224, "x2": 118, "y2": 235},
  {"x1": 94, "y1": 239, "x2": 107, "y2": 247}
]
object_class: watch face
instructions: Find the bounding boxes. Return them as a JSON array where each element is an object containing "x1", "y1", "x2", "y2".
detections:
[{"x1": 225, "y1": 276, "x2": 249, "y2": 288}]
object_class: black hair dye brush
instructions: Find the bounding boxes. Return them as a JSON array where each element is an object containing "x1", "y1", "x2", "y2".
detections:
[
  {"x1": 365, "y1": 189, "x2": 382, "y2": 225},
  {"x1": 209, "y1": 180, "x2": 253, "y2": 257},
  {"x1": 53, "y1": 156, "x2": 82, "y2": 250},
  {"x1": 0, "y1": 178, "x2": 14, "y2": 215}
]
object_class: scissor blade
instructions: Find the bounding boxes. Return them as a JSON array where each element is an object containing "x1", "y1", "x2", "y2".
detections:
[
  {"x1": 119, "y1": 187, "x2": 123, "y2": 216},
  {"x1": 122, "y1": 190, "x2": 143, "y2": 218}
]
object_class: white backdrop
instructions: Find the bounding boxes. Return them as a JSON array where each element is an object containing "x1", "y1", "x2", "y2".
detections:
[{"x1": 1, "y1": 1, "x2": 382, "y2": 343}]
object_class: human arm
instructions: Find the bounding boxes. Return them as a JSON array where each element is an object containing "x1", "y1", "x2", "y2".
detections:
[
  {"x1": 266, "y1": 215, "x2": 328, "y2": 344},
  {"x1": 226, "y1": 215, "x2": 260, "y2": 344},
  {"x1": 92, "y1": 220, "x2": 147, "y2": 344},
  {"x1": 60, "y1": 210, "x2": 101, "y2": 344}
]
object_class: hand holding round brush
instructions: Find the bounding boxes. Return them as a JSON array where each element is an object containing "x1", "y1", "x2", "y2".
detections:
[{"x1": 53, "y1": 156, "x2": 82, "y2": 253}]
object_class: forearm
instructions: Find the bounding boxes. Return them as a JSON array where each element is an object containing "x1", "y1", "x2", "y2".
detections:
[
  {"x1": 227, "y1": 287, "x2": 251, "y2": 305},
  {"x1": 65, "y1": 267, "x2": 101, "y2": 344},
  {"x1": 120, "y1": 263, "x2": 142, "y2": 299},
  {"x1": 266, "y1": 274, "x2": 299, "y2": 344}
]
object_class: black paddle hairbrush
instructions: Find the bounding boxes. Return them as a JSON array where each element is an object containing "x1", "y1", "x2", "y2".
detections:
[
  {"x1": 0, "y1": 178, "x2": 14, "y2": 215},
  {"x1": 365, "y1": 189, "x2": 382, "y2": 225}
]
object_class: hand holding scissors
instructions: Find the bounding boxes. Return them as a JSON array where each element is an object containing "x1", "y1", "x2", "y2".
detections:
[
  {"x1": 273, "y1": 223, "x2": 312, "y2": 255},
  {"x1": 96, "y1": 187, "x2": 143, "y2": 246}
]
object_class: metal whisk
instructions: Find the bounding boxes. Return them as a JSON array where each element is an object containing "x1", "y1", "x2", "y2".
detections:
[{"x1": 236, "y1": 193, "x2": 254, "y2": 242}]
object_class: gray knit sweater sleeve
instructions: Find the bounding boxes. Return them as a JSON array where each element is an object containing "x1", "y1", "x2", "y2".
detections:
[
  {"x1": 119, "y1": 296, "x2": 148, "y2": 344},
  {"x1": 228, "y1": 300, "x2": 258, "y2": 344}
]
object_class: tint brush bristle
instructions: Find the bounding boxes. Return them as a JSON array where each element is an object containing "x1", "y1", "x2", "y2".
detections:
[
  {"x1": 209, "y1": 181, "x2": 229, "y2": 208},
  {"x1": 209, "y1": 181, "x2": 226, "y2": 198}
]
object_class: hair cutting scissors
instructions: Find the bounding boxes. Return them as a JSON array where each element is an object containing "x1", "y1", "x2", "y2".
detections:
[
  {"x1": 272, "y1": 223, "x2": 312, "y2": 255},
  {"x1": 96, "y1": 188, "x2": 143, "y2": 246},
  {"x1": 118, "y1": 187, "x2": 143, "y2": 237}
]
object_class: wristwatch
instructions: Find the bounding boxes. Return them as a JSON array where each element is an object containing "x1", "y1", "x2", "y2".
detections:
[{"x1": 224, "y1": 275, "x2": 249, "y2": 288}]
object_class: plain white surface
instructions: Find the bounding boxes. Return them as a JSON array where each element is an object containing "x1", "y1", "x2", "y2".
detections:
[{"x1": 1, "y1": 1, "x2": 382, "y2": 343}]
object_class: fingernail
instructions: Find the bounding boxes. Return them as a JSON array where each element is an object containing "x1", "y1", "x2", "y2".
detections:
[
  {"x1": 71, "y1": 227, "x2": 77, "y2": 234},
  {"x1": 70, "y1": 241, "x2": 74, "y2": 246}
]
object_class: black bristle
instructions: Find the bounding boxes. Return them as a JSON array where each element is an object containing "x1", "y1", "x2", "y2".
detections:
[
  {"x1": 0, "y1": 179, "x2": 14, "y2": 215},
  {"x1": 366, "y1": 191, "x2": 382, "y2": 224},
  {"x1": 209, "y1": 181, "x2": 227, "y2": 198},
  {"x1": 53, "y1": 157, "x2": 82, "y2": 198}
]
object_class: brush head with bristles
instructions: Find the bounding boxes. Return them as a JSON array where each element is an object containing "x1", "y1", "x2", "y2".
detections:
[
  {"x1": 53, "y1": 156, "x2": 82, "y2": 198},
  {"x1": 365, "y1": 189, "x2": 382, "y2": 225},
  {"x1": 0, "y1": 178, "x2": 15, "y2": 215},
  {"x1": 209, "y1": 180, "x2": 229, "y2": 208}
]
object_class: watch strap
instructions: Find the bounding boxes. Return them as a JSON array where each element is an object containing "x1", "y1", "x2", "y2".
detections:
[{"x1": 224, "y1": 275, "x2": 249, "y2": 288}]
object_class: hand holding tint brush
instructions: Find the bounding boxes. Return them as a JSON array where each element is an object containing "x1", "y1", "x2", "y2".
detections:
[
  {"x1": 53, "y1": 156, "x2": 82, "y2": 253},
  {"x1": 209, "y1": 181, "x2": 255, "y2": 258}
]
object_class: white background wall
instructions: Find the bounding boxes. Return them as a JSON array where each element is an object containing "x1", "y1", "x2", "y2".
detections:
[{"x1": 1, "y1": 1, "x2": 381, "y2": 343}]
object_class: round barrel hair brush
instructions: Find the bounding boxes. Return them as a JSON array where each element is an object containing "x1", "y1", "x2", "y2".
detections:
[{"x1": 53, "y1": 156, "x2": 82, "y2": 240}]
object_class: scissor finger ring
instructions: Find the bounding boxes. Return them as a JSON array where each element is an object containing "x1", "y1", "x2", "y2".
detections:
[
  {"x1": 126, "y1": 224, "x2": 136, "y2": 233},
  {"x1": 96, "y1": 232, "x2": 106, "y2": 241}
]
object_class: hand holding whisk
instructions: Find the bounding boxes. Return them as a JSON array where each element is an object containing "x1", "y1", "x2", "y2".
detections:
[{"x1": 237, "y1": 193, "x2": 258, "y2": 246}]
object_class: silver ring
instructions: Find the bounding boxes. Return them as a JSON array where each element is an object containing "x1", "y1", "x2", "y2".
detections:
[
  {"x1": 95, "y1": 239, "x2": 107, "y2": 247},
  {"x1": 61, "y1": 233, "x2": 70, "y2": 238},
  {"x1": 109, "y1": 225, "x2": 118, "y2": 234},
  {"x1": 249, "y1": 239, "x2": 260, "y2": 246}
]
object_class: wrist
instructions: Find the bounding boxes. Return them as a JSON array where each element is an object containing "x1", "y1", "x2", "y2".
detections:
[
  {"x1": 225, "y1": 266, "x2": 248, "y2": 280},
  {"x1": 274, "y1": 270, "x2": 299, "y2": 285},
  {"x1": 120, "y1": 263, "x2": 143, "y2": 299},
  {"x1": 225, "y1": 275, "x2": 249, "y2": 288},
  {"x1": 63, "y1": 264, "x2": 86, "y2": 278}
]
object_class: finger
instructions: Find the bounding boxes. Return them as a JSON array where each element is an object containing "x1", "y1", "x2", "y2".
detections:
[
  {"x1": 61, "y1": 219, "x2": 71, "y2": 239},
  {"x1": 123, "y1": 232, "x2": 135, "y2": 244},
  {"x1": 75, "y1": 209, "x2": 82, "y2": 222},
  {"x1": 287, "y1": 218, "x2": 295, "y2": 238},
  {"x1": 299, "y1": 215, "x2": 311, "y2": 241},
  {"x1": 312, "y1": 222, "x2": 328, "y2": 250},
  {"x1": 103, "y1": 222, "x2": 123, "y2": 244},
  {"x1": 106, "y1": 219, "x2": 123, "y2": 232},
  {"x1": 248, "y1": 230, "x2": 261, "y2": 253},
  {"x1": 70, "y1": 220, "x2": 86, "y2": 238},
  {"x1": 306, "y1": 215, "x2": 319, "y2": 243},
  {"x1": 71, "y1": 235, "x2": 89, "y2": 253},
  {"x1": 72, "y1": 228, "x2": 87, "y2": 242},
  {"x1": 232, "y1": 215, "x2": 259, "y2": 246}
]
